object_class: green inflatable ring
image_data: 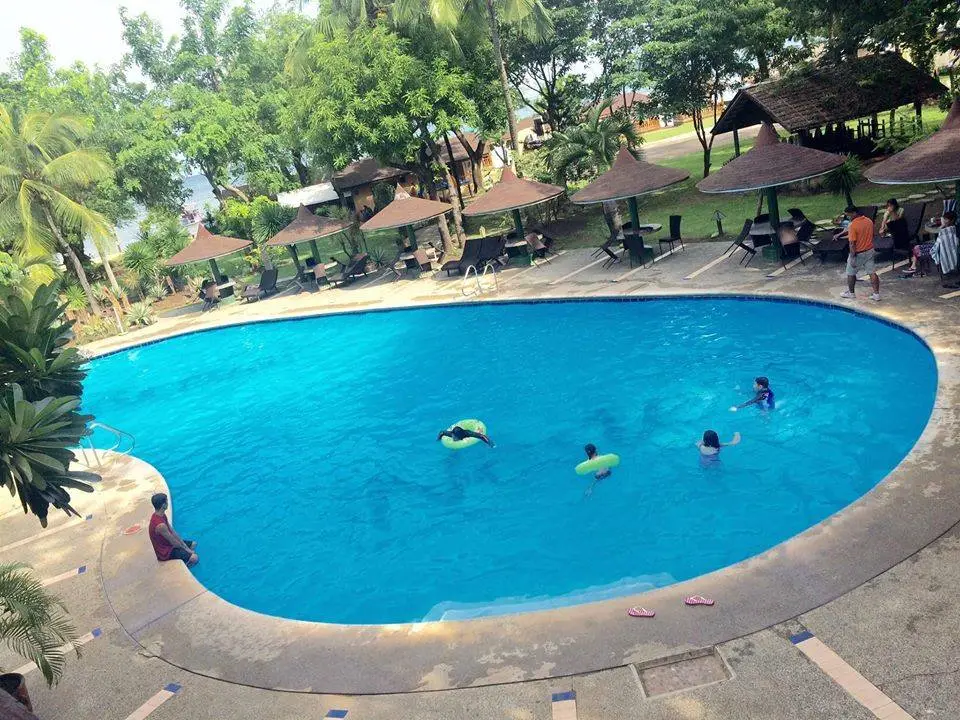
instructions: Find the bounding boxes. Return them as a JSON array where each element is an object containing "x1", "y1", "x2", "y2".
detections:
[
  {"x1": 441, "y1": 419, "x2": 487, "y2": 450},
  {"x1": 575, "y1": 453, "x2": 620, "y2": 475}
]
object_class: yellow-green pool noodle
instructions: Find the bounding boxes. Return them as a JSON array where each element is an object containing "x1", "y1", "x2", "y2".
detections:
[
  {"x1": 575, "y1": 453, "x2": 620, "y2": 475},
  {"x1": 441, "y1": 419, "x2": 487, "y2": 450}
]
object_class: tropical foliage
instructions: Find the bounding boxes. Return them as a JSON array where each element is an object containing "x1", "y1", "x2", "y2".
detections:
[
  {"x1": 548, "y1": 100, "x2": 640, "y2": 184},
  {"x1": 0, "y1": 283, "x2": 96, "y2": 527},
  {"x1": 0, "y1": 562, "x2": 80, "y2": 686}
]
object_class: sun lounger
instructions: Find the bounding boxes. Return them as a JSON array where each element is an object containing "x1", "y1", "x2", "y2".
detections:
[
  {"x1": 478, "y1": 236, "x2": 507, "y2": 268},
  {"x1": 441, "y1": 237, "x2": 482, "y2": 276},
  {"x1": 328, "y1": 254, "x2": 370, "y2": 287},
  {"x1": 241, "y1": 268, "x2": 278, "y2": 302},
  {"x1": 525, "y1": 233, "x2": 550, "y2": 262}
]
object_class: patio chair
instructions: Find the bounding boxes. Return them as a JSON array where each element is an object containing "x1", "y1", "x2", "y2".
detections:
[
  {"x1": 902, "y1": 202, "x2": 928, "y2": 243},
  {"x1": 313, "y1": 262, "x2": 331, "y2": 288},
  {"x1": 777, "y1": 222, "x2": 806, "y2": 268},
  {"x1": 874, "y1": 217, "x2": 912, "y2": 269},
  {"x1": 241, "y1": 268, "x2": 278, "y2": 302},
  {"x1": 787, "y1": 208, "x2": 807, "y2": 227},
  {"x1": 601, "y1": 245, "x2": 622, "y2": 268},
  {"x1": 623, "y1": 233, "x2": 652, "y2": 268},
  {"x1": 730, "y1": 219, "x2": 766, "y2": 266},
  {"x1": 861, "y1": 205, "x2": 878, "y2": 223},
  {"x1": 525, "y1": 233, "x2": 551, "y2": 262},
  {"x1": 201, "y1": 282, "x2": 220, "y2": 312},
  {"x1": 659, "y1": 215, "x2": 684, "y2": 255},
  {"x1": 441, "y1": 237, "x2": 482, "y2": 276},
  {"x1": 406, "y1": 249, "x2": 436, "y2": 276}
]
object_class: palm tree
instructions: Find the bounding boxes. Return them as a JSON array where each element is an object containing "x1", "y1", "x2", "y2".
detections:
[
  {"x1": 549, "y1": 100, "x2": 641, "y2": 237},
  {"x1": 0, "y1": 106, "x2": 118, "y2": 316},
  {"x1": 0, "y1": 562, "x2": 80, "y2": 686}
]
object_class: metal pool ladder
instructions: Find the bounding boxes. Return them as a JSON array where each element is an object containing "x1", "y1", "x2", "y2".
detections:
[
  {"x1": 78, "y1": 422, "x2": 136, "y2": 469},
  {"x1": 461, "y1": 262, "x2": 499, "y2": 297}
]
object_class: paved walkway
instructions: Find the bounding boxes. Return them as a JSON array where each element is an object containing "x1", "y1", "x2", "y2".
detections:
[{"x1": 5, "y1": 242, "x2": 960, "y2": 719}]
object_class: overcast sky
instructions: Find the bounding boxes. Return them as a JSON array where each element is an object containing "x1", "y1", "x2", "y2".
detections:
[{"x1": 0, "y1": 0, "x2": 282, "y2": 71}]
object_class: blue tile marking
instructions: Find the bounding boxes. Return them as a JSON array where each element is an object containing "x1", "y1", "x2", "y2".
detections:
[
  {"x1": 552, "y1": 690, "x2": 576, "y2": 702},
  {"x1": 91, "y1": 627, "x2": 103, "y2": 638},
  {"x1": 77, "y1": 565, "x2": 87, "y2": 575},
  {"x1": 790, "y1": 630, "x2": 814, "y2": 645},
  {"x1": 326, "y1": 711, "x2": 348, "y2": 718},
  {"x1": 163, "y1": 683, "x2": 182, "y2": 693}
]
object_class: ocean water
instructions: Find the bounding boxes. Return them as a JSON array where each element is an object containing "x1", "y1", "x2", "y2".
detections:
[{"x1": 82, "y1": 298, "x2": 937, "y2": 624}]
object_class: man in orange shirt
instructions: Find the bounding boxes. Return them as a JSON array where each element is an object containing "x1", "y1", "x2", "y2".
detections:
[{"x1": 841, "y1": 205, "x2": 880, "y2": 301}]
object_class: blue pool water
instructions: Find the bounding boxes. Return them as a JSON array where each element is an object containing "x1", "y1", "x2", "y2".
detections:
[{"x1": 82, "y1": 298, "x2": 937, "y2": 625}]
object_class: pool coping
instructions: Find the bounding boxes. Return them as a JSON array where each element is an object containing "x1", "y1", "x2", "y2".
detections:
[{"x1": 95, "y1": 291, "x2": 960, "y2": 695}]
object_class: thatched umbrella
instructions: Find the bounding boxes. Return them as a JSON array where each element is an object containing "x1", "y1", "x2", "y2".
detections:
[
  {"x1": 266, "y1": 205, "x2": 352, "y2": 274},
  {"x1": 570, "y1": 146, "x2": 689, "y2": 230},
  {"x1": 865, "y1": 97, "x2": 960, "y2": 205},
  {"x1": 166, "y1": 224, "x2": 252, "y2": 282},
  {"x1": 697, "y1": 122, "x2": 845, "y2": 242},
  {"x1": 462, "y1": 168, "x2": 565, "y2": 238},
  {"x1": 360, "y1": 186, "x2": 451, "y2": 248}
]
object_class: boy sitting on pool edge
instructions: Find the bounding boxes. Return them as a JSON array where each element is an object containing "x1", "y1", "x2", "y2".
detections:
[{"x1": 731, "y1": 376, "x2": 775, "y2": 411}]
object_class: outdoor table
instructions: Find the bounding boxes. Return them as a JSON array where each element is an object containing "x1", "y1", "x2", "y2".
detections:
[
  {"x1": 749, "y1": 221, "x2": 775, "y2": 236},
  {"x1": 506, "y1": 238, "x2": 533, "y2": 265},
  {"x1": 920, "y1": 223, "x2": 942, "y2": 240},
  {"x1": 216, "y1": 281, "x2": 235, "y2": 298},
  {"x1": 399, "y1": 251, "x2": 416, "y2": 262},
  {"x1": 617, "y1": 223, "x2": 662, "y2": 242}
]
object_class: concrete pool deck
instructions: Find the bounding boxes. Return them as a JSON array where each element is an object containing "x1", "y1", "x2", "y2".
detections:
[{"x1": 5, "y1": 241, "x2": 960, "y2": 718}]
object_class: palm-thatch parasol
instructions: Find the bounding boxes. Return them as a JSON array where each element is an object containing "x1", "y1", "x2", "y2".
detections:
[
  {"x1": 570, "y1": 146, "x2": 690, "y2": 230},
  {"x1": 697, "y1": 122, "x2": 845, "y2": 243},
  {"x1": 462, "y1": 168, "x2": 565, "y2": 238},
  {"x1": 266, "y1": 205, "x2": 352, "y2": 273},
  {"x1": 166, "y1": 224, "x2": 252, "y2": 282},
  {"x1": 359, "y1": 186, "x2": 451, "y2": 247},
  {"x1": 865, "y1": 97, "x2": 960, "y2": 205}
]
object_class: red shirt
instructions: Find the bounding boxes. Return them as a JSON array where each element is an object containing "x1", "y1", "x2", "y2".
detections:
[{"x1": 149, "y1": 512, "x2": 174, "y2": 561}]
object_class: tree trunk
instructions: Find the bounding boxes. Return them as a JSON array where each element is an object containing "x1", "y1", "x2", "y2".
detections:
[
  {"x1": 92, "y1": 237, "x2": 125, "y2": 305},
  {"x1": 443, "y1": 134, "x2": 466, "y2": 208},
  {"x1": 425, "y1": 179, "x2": 455, "y2": 254},
  {"x1": 601, "y1": 201, "x2": 621, "y2": 240},
  {"x1": 292, "y1": 151, "x2": 310, "y2": 186},
  {"x1": 454, "y1": 129, "x2": 485, "y2": 192},
  {"x1": 485, "y1": 0, "x2": 518, "y2": 153},
  {"x1": 755, "y1": 51, "x2": 770, "y2": 81},
  {"x1": 438, "y1": 161, "x2": 466, "y2": 247},
  {"x1": 44, "y1": 208, "x2": 102, "y2": 315}
]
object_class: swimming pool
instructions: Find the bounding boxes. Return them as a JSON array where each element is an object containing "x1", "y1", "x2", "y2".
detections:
[{"x1": 83, "y1": 298, "x2": 937, "y2": 625}]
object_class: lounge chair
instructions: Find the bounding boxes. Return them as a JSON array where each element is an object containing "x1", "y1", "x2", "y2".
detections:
[
  {"x1": 328, "y1": 254, "x2": 370, "y2": 287},
  {"x1": 405, "y1": 249, "x2": 435, "y2": 276},
  {"x1": 241, "y1": 268, "x2": 279, "y2": 302},
  {"x1": 478, "y1": 236, "x2": 507, "y2": 268},
  {"x1": 787, "y1": 208, "x2": 807, "y2": 227},
  {"x1": 441, "y1": 237, "x2": 482, "y2": 276},
  {"x1": 902, "y1": 202, "x2": 928, "y2": 243},
  {"x1": 659, "y1": 215, "x2": 684, "y2": 255}
]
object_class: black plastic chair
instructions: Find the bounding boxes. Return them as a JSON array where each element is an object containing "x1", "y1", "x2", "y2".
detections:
[
  {"x1": 659, "y1": 215, "x2": 684, "y2": 255},
  {"x1": 623, "y1": 233, "x2": 650, "y2": 268}
]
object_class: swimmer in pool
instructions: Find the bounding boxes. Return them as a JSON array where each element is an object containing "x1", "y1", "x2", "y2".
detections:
[
  {"x1": 697, "y1": 430, "x2": 741, "y2": 463},
  {"x1": 730, "y1": 376, "x2": 775, "y2": 412},
  {"x1": 437, "y1": 425, "x2": 495, "y2": 447},
  {"x1": 583, "y1": 443, "x2": 610, "y2": 496}
]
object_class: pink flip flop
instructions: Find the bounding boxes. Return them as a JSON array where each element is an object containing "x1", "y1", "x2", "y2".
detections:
[
  {"x1": 627, "y1": 607, "x2": 655, "y2": 618},
  {"x1": 684, "y1": 595, "x2": 715, "y2": 606}
]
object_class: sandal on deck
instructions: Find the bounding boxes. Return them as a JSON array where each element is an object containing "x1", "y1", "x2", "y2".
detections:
[
  {"x1": 684, "y1": 595, "x2": 715, "y2": 606},
  {"x1": 627, "y1": 607, "x2": 656, "y2": 618}
]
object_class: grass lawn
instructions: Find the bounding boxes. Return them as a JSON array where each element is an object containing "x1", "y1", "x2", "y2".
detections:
[{"x1": 638, "y1": 120, "x2": 712, "y2": 144}]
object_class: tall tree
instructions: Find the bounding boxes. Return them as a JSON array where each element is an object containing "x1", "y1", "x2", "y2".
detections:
[
  {"x1": 640, "y1": 0, "x2": 753, "y2": 178},
  {"x1": 501, "y1": 0, "x2": 590, "y2": 132},
  {"x1": 0, "y1": 107, "x2": 118, "y2": 314}
]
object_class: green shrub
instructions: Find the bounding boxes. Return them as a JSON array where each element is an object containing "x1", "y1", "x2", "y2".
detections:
[{"x1": 126, "y1": 301, "x2": 155, "y2": 327}]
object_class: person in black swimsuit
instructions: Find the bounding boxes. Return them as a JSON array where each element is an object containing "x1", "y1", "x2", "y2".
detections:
[{"x1": 437, "y1": 426, "x2": 495, "y2": 447}]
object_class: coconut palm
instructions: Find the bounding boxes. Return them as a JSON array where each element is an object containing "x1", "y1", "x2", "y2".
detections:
[
  {"x1": 0, "y1": 105, "x2": 119, "y2": 316},
  {"x1": 0, "y1": 562, "x2": 80, "y2": 686},
  {"x1": 548, "y1": 100, "x2": 641, "y2": 236}
]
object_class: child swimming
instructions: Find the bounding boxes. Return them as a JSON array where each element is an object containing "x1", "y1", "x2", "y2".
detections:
[
  {"x1": 730, "y1": 376, "x2": 775, "y2": 411},
  {"x1": 437, "y1": 425, "x2": 495, "y2": 447},
  {"x1": 697, "y1": 430, "x2": 741, "y2": 464},
  {"x1": 583, "y1": 443, "x2": 610, "y2": 496}
]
